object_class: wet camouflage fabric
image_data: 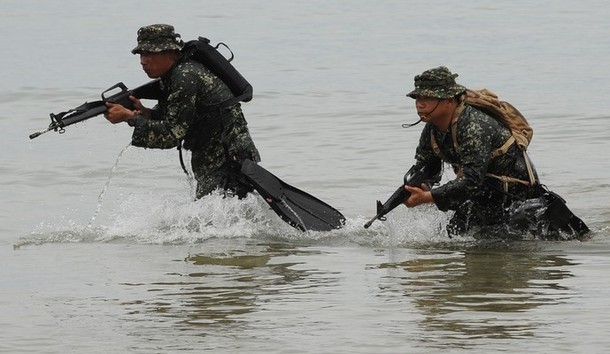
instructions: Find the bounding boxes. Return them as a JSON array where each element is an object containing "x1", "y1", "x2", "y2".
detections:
[
  {"x1": 130, "y1": 58, "x2": 260, "y2": 198},
  {"x1": 407, "y1": 66, "x2": 467, "y2": 99},
  {"x1": 132, "y1": 24, "x2": 184, "y2": 54},
  {"x1": 413, "y1": 105, "x2": 539, "y2": 235}
]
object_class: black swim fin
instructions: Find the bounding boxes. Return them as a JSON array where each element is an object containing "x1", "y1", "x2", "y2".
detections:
[{"x1": 240, "y1": 159, "x2": 345, "y2": 232}]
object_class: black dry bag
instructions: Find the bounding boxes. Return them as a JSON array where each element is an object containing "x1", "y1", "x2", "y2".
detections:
[{"x1": 182, "y1": 37, "x2": 253, "y2": 107}]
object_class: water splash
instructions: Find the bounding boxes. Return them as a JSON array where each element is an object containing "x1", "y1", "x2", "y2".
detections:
[
  {"x1": 99, "y1": 190, "x2": 302, "y2": 244},
  {"x1": 16, "y1": 219, "x2": 106, "y2": 249}
]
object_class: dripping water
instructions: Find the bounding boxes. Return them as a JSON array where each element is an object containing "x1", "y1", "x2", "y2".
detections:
[{"x1": 87, "y1": 143, "x2": 132, "y2": 228}]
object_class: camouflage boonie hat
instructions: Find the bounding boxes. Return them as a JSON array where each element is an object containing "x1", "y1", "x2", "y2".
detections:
[
  {"x1": 131, "y1": 24, "x2": 184, "y2": 54},
  {"x1": 407, "y1": 66, "x2": 466, "y2": 99}
]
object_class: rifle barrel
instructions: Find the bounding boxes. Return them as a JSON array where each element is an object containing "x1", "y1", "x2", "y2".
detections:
[
  {"x1": 29, "y1": 127, "x2": 52, "y2": 139},
  {"x1": 363, "y1": 215, "x2": 380, "y2": 229}
]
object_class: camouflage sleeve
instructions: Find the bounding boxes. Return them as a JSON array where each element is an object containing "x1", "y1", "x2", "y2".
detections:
[
  {"x1": 430, "y1": 111, "x2": 497, "y2": 211},
  {"x1": 130, "y1": 69, "x2": 199, "y2": 149}
]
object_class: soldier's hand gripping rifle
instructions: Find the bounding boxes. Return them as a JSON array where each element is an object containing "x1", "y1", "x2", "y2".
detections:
[
  {"x1": 29, "y1": 79, "x2": 162, "y2": 139},
  {"x1": 364, "y1": 162, "x2": 441, "y2": 229}
]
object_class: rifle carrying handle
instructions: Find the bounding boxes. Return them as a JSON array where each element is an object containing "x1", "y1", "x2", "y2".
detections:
[{"x1": 101, "y1": 82, "x2": 128, "y2": 101}]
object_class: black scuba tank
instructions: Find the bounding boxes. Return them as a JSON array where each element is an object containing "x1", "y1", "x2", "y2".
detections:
[{"x1": 182, "y1": 37, "x2": 253, "y2": 107}]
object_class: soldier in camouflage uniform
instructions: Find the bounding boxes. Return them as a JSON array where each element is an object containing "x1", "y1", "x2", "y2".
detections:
[
  {"x1": 403, "y1": 66, "x2": 540, "y2": 236},
  {"x1": 105, "y1": 24, "x2": 260, "y2": 199}
]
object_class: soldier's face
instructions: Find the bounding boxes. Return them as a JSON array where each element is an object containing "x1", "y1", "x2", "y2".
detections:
[
  {"x1": 415, "y1": 97, "x2": 442, "y2": 120},
  {"x1": 139, "y1": 51, "x2": 177, "y2": 78},
  {"x1": 415, "y1": 97, "x2": 454, "y2": 125}
]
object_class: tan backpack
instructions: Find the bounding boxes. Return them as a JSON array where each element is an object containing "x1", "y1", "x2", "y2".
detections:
[
  {"x1": 464, "y1": 88, "x2": 533, "y2": 151},
  {"x1": 430, "y1": 88, "x2": 537, "y2": 189}
]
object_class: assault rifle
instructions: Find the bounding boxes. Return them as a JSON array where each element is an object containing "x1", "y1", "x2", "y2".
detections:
[
  {"x1": 364, "y1": 163, "x2": 441, "y2": 229},
  {"x1": 29, "y1": 79, "x2": 162, "y2": 139}
]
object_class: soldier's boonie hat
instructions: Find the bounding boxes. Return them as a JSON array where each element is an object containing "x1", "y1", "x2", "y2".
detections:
[
  {"x1": 407, "y1": 66, "x2": 466, "y2": 99},
  {"x1": 131, "y1": 24, "x2": 184, "y2": 54}
]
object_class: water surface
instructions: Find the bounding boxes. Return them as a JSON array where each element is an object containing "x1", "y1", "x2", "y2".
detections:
[{"x1": 2, "y1": 1, "x2": 609, "y2": 353}]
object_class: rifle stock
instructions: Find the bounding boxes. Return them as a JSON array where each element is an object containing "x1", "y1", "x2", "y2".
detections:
[
  {"x1": 29, "y1": 79, "x2": 161, "y2": 139},
  {"x1": 364, "y1": 163, "x2": 441, "y2": 229}
]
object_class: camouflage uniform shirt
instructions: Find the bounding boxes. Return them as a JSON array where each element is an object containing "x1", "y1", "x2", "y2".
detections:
[
  {"x1": 129, "y1": 58, "x2": 260, "y2": 198},
  {"x1": 413, "y1": 105, "x2": 537, "y2": 231}
]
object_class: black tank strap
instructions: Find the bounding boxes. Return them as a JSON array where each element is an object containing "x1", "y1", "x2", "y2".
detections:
[{"x1": 177, "y1": 141, "x2": 192, "y2": 178}]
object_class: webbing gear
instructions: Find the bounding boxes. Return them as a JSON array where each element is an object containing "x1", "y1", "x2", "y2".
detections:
[
  {"x1": 486, "y1": 173, "x2": 532, "y2": 193},
  {"x1": 486, "y1": 141, "x2": 537, "y2": 193}
]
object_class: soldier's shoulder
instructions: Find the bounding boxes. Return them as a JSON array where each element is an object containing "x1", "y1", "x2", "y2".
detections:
[
  {"x1": 175, "y1": 59, "x2": 208, "y2": 74},
  {"x1": 170, "y1": 59, "x2": 215, "y2": 85},
  {"x1": 463, "y1": 104, "x2": 489, "y2": 118},
  {"x1": 462, "y1": 104, "x2": 498, "y2": 126}
]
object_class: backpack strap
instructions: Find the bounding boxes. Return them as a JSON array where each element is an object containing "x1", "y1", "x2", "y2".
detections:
[
  {"x1": 430, "y1": 101, "x2": 464, "y2": 157},
  {"x1": 488, "y1": 140, "x2": 537, "y2": 188},
  {"x1": 485, "y1": 173, "x2": 532, "y2": 193},
  {"x1": 490, "y1": 135, "x2": 516, "y2": 159},
  {"x1": 522, "y1": 150, "x2": 537, "y2": 186},
  {"x1": 449, "y1": 101, "x2": 464, "y2": 151},
  {"x1": 430, "y1": 129, "x2": 445, "y2": 159}
]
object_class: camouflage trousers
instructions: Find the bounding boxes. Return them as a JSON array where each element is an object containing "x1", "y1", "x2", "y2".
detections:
[
  {"x1": 190, "y1": 135, "x2": 260, "y2": 200},
  {"x1": 446, "y1": 181, "x2": 539, "y2": 237},
  {"x1": 192, "y1": 160, "x2": 254, "y2": 199}
]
